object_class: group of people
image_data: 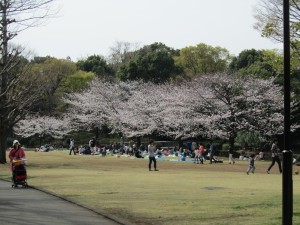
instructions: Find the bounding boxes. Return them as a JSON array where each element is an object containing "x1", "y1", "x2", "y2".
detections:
[
  {"x1": 67, "y1": 137, "x2": 158, "y2": 171},
  {"x1": 68, "y1": 137, "x2": 105, "y2": 156},
  {"x1": 68, "y1": 137, "x2": 146, "y2": 157},
  {"x1": 6, "y1": 138, "x2": 285, "y2": 178},
  {"x1": 191, "y1": 141, "x2": 219, "y2": 164},
  {"x1": 187, "y1": 139, "x2": 283, "y2": 175},
  {"x1": 66, "y1": 137, "x2": 283, "y2": 174},
  {"x1": 144, "y1": 139, "x2": 283, "y2": 174}
]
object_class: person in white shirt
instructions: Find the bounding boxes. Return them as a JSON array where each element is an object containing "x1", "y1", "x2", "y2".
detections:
[{"x1": 148, "y1": 140, "x2": 158, "y2": 171}]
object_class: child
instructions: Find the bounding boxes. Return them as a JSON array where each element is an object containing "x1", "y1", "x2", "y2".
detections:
[
  {"x1": 246, "y1": 154, "x2": 256, "y2": 175},
  {"x1": 193, "y1": 148, "x2": 200, "y2": 164},
  {"x1": 199, "y1": 143, "x2": 205, "y2": 164}
]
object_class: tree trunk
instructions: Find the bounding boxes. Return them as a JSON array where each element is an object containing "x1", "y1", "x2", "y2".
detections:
[
  {"x1": 0, "y1": 122, "x2": 8, "y2": 164},
  {"x1": 0, "y1": 0, "x2": 8, "y2": 164},
  {"x1": 136, "y1": 136, "x2": 141, "y2": 149},
  {"x1": 178, "y1": 140, "x2": 183, "y2": 149},
  {"x1": 229, "y1": 135, "x2": 235, "y2": 150},
  {"x1": 0, "y1": 0, "x2": 56, "y2": 164},
  {"x1": 95, "y1": 127, "x2": 99, "y2": 141}
]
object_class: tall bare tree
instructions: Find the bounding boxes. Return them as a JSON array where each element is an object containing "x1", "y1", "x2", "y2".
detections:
[
  {"x1": 0, "y1": 0, "x2": 57, "y2": 163},
  {"x1": 254, "y1": 0, "x2": 300, "y2": 50},
  {"x1": 108, "y1": 41, "x2": 140, "y2": 72}
]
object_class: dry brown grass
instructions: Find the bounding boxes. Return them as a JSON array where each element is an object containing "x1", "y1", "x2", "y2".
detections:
[{"x1": 1, "y1": 150, "x2": 299, "y2": 225}]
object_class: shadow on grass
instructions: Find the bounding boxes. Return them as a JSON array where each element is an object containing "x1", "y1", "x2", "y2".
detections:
[
  {"x1": 27, "y1": 163, "x2": 72, "y2": 169},
  {"x1": 203, "y1": 186, "x2": 225, "y2": 190},
  {"x1": 232, "y1": 203, "x2": 275, "y2": 210},
  {"x1": 99, "y1": 192, "x2": 119, "y2": 195},
  {"x1": 294, "y1": 212, "x2": 300, "y2": 217}
]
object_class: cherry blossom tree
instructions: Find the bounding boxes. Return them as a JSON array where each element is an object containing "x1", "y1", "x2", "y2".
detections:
[
  {"x1": 147, "y1": 82, "x2": 209, "y2": 140},
  {"x1": 127, "y1": 74, "x2": 292, "y2": 146},
  {"x1": 184, "y1": 74, "x2": 288, "y2": 146},
  {"x1": 63, "y1": 79, "x2": 129, "y2": 136},
  {"x1": 69, "y1": 75, "x2": 287, "y2": 147},
  {"x1": 116, "y1": 81, "x2": 167, "y2": 138},
  {"x1": 15, "y1": 74, "x2": 294, "y2": 149},
  {"x1": 63, "y1": 79, "x2": 166, "y2": 140},
  {"x1": 14, "y1": 115, "x2": 73, "y2": 139}
]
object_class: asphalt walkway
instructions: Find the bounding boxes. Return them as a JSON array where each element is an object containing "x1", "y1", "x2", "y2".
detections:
[{"x1": 0, "y1": 180, "x2": 128, "y2": 225}]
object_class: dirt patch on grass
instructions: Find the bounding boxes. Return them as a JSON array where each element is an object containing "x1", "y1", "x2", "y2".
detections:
[{"x1": 203, "y1": 186, "x2": 225, "y2": 190}]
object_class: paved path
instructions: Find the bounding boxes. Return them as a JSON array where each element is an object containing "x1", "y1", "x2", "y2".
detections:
[{"x1": 0, "y1": 180, "x2": 126, "y2": 225}]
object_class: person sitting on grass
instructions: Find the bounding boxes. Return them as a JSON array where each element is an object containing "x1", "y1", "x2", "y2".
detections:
[
  {"x1": 135, "y1": 149, "x2": 144, "y2": 158},
  {"x1": 101, "y1": 146, "x2": 107, "y2": 157},
  {"x1": 155, "y1": 148, "x2": 162, "y2": 157}
]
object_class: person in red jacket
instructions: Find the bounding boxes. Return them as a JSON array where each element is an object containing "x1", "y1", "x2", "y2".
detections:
[
  {"x1": 9, "y1": 140, "x2": 26, "y2": 171},
  {"x1": 199, "y1": 143, "x2": 205, "y2": 164}
]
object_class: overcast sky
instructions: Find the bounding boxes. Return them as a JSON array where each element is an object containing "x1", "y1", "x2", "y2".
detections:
[{"x1": 13, "y1": 0, "x2": 281, "y2": 61}]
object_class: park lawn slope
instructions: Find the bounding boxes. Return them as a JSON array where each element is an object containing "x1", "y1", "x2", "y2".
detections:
[{"x1": 1, "y1": 151, "x2": 299, "y2": 225}]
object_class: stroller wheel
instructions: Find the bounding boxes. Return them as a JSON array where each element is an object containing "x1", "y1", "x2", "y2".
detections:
[{"x1": 23, "y1": 182, "x2": 28, "y2": 188}]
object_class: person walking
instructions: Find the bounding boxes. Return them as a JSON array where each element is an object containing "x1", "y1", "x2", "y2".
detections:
[
  {"x1": 69, "y1": 138, "x2": 76, "y2": 155},
  {"x1": 228, "y1": 145, "x2": 235, "y2": 164},
  {"x1": 209, "y1": 141, "x2": 217, "y2": 164},
  {"x1": 267, "y1": 140, "x2": 282, "y2": 174},
  {"x1": 9, "y1": 140, "x2": 26, "y2": 171},
  {"x1": 148, "y1": 140, "x2": 158, "y2": 171},
  {"x1": 246, "y1": 154, "x2": 256, "y2": 175}
]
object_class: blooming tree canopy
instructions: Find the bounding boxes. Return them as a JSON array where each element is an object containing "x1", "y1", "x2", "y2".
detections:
[
  {"x1": 186, "y1": 74, "x2": 286, "y2": 146},
  {"x1": 14, "y1": 116, "x2": 73, "y2": 139},
  {"x1": 15, "y1": 74, "x2": 296, "y2": 147}
]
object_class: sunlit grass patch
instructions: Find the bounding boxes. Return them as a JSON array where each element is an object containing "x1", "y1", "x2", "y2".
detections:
[{"x1": 0, "y1": 150, "x2": 299, "y2": 225}]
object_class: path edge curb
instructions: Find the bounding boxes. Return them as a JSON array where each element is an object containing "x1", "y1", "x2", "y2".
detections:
[{"x1": 1, "y1": 179, "x2": 134, "y2": 225}]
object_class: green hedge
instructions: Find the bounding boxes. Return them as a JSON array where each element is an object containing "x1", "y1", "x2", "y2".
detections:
[{"x1": 222, "y1": 143, "x2": 242, "y2": 151}]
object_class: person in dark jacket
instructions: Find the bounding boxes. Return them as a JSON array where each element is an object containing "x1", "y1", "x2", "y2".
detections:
[
  {"x1": 209, "y1": 141, "x2": 217, "y2": 164},
  {"x1": 267, "y1": 140, "x2": 282, "y2": 174}
]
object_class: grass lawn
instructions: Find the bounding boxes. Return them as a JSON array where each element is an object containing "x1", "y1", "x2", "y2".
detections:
[{"x1": 1, "y1": 150, "x2": 299, "y2": 225}]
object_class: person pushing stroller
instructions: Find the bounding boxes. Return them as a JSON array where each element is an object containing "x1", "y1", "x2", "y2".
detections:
[
  {"x1": 9, "y1": 140, "x2": 28, "y2": 188},
  {"x1": 9, "y1": 140, "x2": 25, "y2": 168}
]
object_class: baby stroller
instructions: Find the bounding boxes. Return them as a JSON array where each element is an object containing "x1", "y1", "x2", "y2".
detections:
[{"x1": 11, "y1": 159, "x2": 28, "y2": 188}]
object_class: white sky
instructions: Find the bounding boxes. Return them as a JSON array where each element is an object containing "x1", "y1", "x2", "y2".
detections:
[{"x1": 13, "y1": 0, "x2": 282, "y2": 61}]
